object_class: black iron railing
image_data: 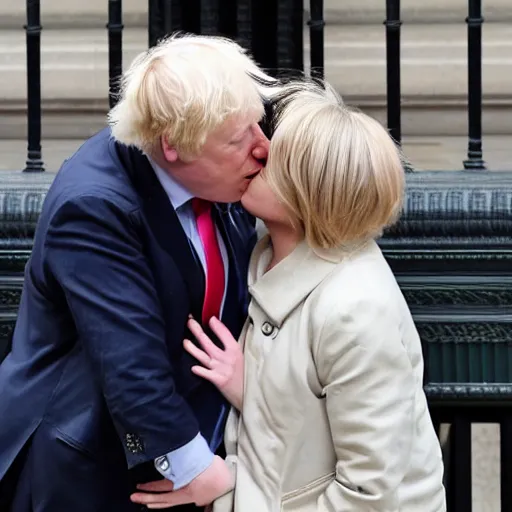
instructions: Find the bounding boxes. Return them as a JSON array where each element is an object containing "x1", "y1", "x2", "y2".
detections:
[
  {"x1": 307, "y1": 0, "x2": 324, "y2": 80},
  {"x1": 107, "y1": 0, "x2": 123, "y2": 109},
  {"x1": 6, "y1": 1, "x2": 512, "y2": 511},
  {"x1": 24, "y1": 0, "x2": 44, "y2": 172},
  {"x1": 464, "y1": 0, "x2": 486, "y2": 169},
  {"x1": 384, "y1": 0, "x2": 402, "y2": 146},
  {"x1": 20, "y1": 0, "x2": 493, "y2": 175}
]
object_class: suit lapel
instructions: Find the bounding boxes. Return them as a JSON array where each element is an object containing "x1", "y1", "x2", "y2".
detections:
[
  {"x1": 118, "y1": 144, "x2": 205, "y2": 318},
  {"x1": 116, "y1": 139, "x2": 254, "y2": 330}
]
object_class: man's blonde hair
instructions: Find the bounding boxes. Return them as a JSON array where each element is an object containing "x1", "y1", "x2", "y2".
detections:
[
  {"x1": 264, "y1": 81, "x2": 405, "y2": 249},
  {"x1": 108, "y1": 33, "x2": 276, "y2": 157}
]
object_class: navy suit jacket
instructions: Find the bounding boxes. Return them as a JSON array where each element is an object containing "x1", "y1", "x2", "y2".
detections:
[{"x1": 0, "y1": 128, "x2": 256, "y2": 511}]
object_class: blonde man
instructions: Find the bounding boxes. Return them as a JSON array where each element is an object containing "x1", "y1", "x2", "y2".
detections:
[
  {"x1": 182, "y1": 82, "x2": 447, "y2": 511},
  {"x1": 0, "y1": 34, "x2": 275, "y2": 512}
]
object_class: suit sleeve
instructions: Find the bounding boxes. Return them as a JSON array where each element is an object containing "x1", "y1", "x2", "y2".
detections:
[
  {"x1": 44, "y1": 195, "x2": 201, "y2": 468},
  {"x1": 314, "y1": 299, "x2": 417, "y2": 512}
]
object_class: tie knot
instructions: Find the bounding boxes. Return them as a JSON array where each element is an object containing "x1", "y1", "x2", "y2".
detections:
[{"x1": 191, "y1": 198, "x2": 212, "y2": 217}]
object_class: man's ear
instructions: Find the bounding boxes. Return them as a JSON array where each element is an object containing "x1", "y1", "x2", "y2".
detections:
[{"x1": 161, "y1": 135, "x2": 178, "y2": 163}]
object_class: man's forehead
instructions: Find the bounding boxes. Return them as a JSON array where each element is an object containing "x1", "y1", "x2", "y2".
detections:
[{"x1": 215, "y1": 113, "x2": 260, "y2": 136}]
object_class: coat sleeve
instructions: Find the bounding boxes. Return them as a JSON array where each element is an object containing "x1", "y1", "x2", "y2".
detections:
[
  {"x1": 44, "y1": 195, "x2": 200, "y2": 468},
  {"x1": 313, "y1": 298, "x2": 417, "y2": 512}
]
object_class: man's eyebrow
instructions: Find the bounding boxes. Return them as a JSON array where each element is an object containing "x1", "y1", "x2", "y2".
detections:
[{"x1": 231, "y1": 126, "x2": 250, "y2": 141}]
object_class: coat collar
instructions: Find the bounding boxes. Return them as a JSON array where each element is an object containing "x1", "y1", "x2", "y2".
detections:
[{"x1": 248, "y1": 234, "x2": 374, "y2": 328}]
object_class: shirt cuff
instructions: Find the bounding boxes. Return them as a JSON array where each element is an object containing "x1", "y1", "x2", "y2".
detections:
[{"x1": 154, "y1": 433, "x2": 214, "y2": 490}]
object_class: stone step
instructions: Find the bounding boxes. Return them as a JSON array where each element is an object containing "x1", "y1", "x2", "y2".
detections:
[
  {"x1": 1, "y1": 136, "x2": 510, "y2": 174},
  {"x1": 1, "y1": 0, "x2": 511, "y2": 28},
  {"x1": 1, "y1": 23, "x2": 511, "y2": 139}
]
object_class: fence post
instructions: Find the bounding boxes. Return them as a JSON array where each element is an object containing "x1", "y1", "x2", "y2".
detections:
[
  {"x1": 463, "y1": 0, "x2": 486, "y2": 170},
  {"x1": 107, "y1": 0, "x2": 123, "y2": 109},
  {"x1": 308, "y1": 0, "x2": 325, "y2": 80},
  {"x1": 23, "y1": 0, "x2": 44, "y2": 172},
  {"x1": 384, "y1": 0, "x2": 402, "y2": 146}
]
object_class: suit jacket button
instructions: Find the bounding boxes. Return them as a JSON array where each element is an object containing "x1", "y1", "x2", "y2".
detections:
[{"x1": 261, "y1": 322, "x2": 274, "y2": 336}]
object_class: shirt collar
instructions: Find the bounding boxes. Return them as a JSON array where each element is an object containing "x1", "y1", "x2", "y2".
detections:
[{"x1": 149, "y1": 158, "x2": 194, "y2": 210}]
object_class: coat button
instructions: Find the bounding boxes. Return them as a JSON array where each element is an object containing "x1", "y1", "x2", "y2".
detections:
[{"x1": 261, "y1": 322, "x2": 274, "y2": 336}]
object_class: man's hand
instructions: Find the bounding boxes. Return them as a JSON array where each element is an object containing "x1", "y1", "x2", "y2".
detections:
[
  {"x1": 184, "y1": 317, "x2": 244, "y2": 411},
  {"x1": 130, "y1": 455, "x2": 233, "y2": 509}
]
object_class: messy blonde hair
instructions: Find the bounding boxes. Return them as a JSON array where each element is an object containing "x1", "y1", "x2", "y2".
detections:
[
  {"x1": 264, "y1": 81, "x2": 405, "y2": 249},
  {"x1": 108, "y1": 33, "x2": 276, "y2": 158}
]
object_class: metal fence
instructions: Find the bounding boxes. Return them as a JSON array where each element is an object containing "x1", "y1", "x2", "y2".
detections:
[{"x1": 9, "y1": 1, "x2": 512, "y2": 511}]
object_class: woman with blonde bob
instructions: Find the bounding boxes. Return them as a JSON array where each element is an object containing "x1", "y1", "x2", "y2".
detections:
[{"x1": 184, "y1": 81, "x2": 446, "y2": 512}]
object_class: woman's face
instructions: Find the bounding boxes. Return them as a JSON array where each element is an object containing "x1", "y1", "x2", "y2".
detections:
[{"x1": 241, "y1": 170, "x2": 291, "y2": 226}]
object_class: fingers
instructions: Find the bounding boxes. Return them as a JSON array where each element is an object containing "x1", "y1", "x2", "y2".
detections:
[
  {"x1": 187, "y1": 318, "x2": 223, "y2": 357},
  {"x1": 209, "y1": 317, "x2": 238, "y2": 350},
  {"x1": 130, "y1": 490, "x2": 188, "y2": 508},
  {"x1": 187, "y1": 316, "x2": 237, "y2": 353},
  {"x1": 136, "y1": 479, "x2": 174, "y2": 492},
  {"x1": 183, "y1": 339, "x2": 211, "y2": 367},
  {"x1": 191, "y1": 365, "x2": 223, "y2": 387}
]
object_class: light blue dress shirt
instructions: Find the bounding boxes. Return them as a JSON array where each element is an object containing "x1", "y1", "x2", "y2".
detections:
[{"x1": 151, "y1": 162, "x2": 229, "y2": 489}]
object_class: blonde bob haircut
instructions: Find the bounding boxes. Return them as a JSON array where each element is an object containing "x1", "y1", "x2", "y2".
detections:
[
  {"x1": 107, "y1": 33, "x2": 276, "y2": 158},
  {"x1": 264, "y1": 81, "x2": 405, "y2": 249}
]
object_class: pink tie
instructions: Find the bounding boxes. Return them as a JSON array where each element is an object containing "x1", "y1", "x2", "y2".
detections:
[{"x1": 192, "y1": 198, "x2": 225, "y2": 325}]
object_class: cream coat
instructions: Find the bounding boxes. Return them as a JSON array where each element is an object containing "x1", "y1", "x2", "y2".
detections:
[{"x1": 214, "y1": 235, "x2": 446, "y2": 512}]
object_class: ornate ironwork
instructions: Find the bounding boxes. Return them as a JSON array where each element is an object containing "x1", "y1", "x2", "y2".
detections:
[
  {"x1": 401, "y1": 284, "x2": 512, "y2": 307},
  {"x1": 418, "y1": 322, "x2": 512, "y2": 344},
  {"x1": 0, "y1": 321, "x2": 14, "y2": 343},
  {"x1": 425, "y1": 384, "x2": 512, "y2": 403},
  {"x1": 0, "y1": 289, "x2": 23, "y2": 308}
]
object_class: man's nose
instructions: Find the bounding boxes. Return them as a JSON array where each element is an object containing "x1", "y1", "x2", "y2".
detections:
[{"x1": 251, "y1": 124, "x2": 270, "y2": 163}]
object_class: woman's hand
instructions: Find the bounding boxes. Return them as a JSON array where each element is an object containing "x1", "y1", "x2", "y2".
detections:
[{"x1": 184, "y1": 317, "x2": 244, "y2": 411}]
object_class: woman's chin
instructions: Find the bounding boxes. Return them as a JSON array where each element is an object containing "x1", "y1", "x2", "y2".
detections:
[{"x1": 240, "y1": 193, "x2": 258, "y2": 217}]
